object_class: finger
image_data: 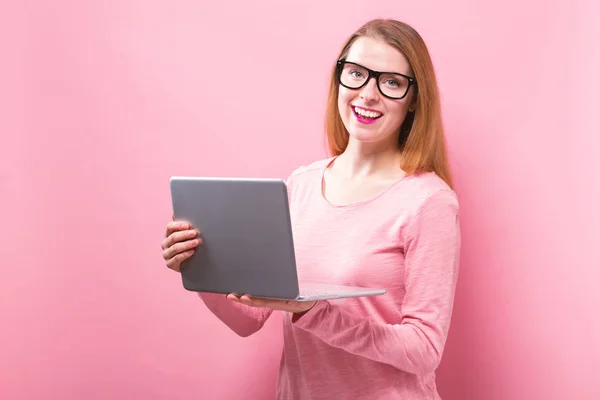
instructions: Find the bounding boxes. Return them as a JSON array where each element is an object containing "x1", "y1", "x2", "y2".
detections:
[
  {"x1": 231, "y1": 294, "x2": 259, "y2": 307},
  {"x1": 162, "y1": 237, "x2": 198, "y2": 259},
  {"x1": 240, "y1": 296, "x2": 285, "y2": 308},
  {"x1": 162, "y1": 238, "x2": 200, "y2": 260},
  {"x1": 165, "y1": 249, "x2": 195, "y2": 272},
  {"x1": 164, "y1": 220, "x2": 192, "y2": 238},
  {"x1": 161, "y1": 229, "x2": 200, "y2": 251},
  {"x1": 242, "y1": 295, "x2": 289, "y2": 304}
]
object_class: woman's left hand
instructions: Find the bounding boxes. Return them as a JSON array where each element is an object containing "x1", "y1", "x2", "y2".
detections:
[{"x1": 227, "y1": 294, "x2": 316, "y2": 315}]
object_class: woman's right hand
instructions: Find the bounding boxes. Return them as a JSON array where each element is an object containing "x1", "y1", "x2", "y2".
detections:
[{"x1": 161, "y1": 220, "x2": 202, "y2": 272}]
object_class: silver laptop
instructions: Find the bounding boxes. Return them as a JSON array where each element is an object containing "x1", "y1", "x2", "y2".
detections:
[{"x1": 169, "y1": 176, "x2": 386, "y2": 302}]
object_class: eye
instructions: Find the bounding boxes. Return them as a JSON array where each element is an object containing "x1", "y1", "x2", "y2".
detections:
[
  {"x1": 349, "y1": 69, "x2": 364, "y2": 79},
  {"x1": 384, "y1": 79, "x2": 400, "y2": 87}
]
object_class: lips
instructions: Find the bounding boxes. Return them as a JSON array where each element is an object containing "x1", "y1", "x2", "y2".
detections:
[{"x1": 352, "y1": 105, "x2": 383, "y2": 124}]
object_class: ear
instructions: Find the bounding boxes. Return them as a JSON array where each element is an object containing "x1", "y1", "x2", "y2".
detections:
[{"x1": 407, "y1": 91, "x2": 417, "y2": 112}]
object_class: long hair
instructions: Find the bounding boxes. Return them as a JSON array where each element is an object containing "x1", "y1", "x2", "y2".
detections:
[{"x1": 325, "y1": 19, "x2": 453, "y2": 189}]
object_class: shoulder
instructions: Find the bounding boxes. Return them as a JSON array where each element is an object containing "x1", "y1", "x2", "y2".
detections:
[
  {"x1": 286, "y1": 157, "x2": 333, "y2": 185},
  {"x1": 394, "y1": 172, "x2": 460, "y2": 246},
  {"x1": 401, "y1": 171, "x2": 459, "y2": 216},
  {"x1": 284, "y1": 157, "x2": 332, "y2": 202}
]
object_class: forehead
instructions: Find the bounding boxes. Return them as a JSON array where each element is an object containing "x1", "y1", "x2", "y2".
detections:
[{"x1": 345, "y1": 36, "x2": 411, "y2": 75}]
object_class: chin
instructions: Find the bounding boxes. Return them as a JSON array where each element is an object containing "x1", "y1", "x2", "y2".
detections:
[
  {"x1": 343, "y1": 116, "x2": 382, "y2": 142},
  {"x1": 346, "y1": 128, "x2": 387, "y2": 144}
]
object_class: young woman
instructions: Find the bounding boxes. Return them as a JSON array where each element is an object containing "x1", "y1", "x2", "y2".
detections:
[{"x1": 161, "y1": 18, "x2": 460, "y2": 400}]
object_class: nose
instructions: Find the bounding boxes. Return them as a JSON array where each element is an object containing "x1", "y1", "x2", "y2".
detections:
[{"x1": 359, "y1": 77, "x2": 380, "y2": 103}]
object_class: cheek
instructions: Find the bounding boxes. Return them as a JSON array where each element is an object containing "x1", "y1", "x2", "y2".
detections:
[
  {"x1": 337, "y1": 87, "x2": 355, "y2": 111},
  {"x1": 383, "y1": 100, "x2": 410, "y2": 126}
]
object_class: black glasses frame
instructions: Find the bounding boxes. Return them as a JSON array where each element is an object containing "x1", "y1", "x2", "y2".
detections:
[{"x1": 336, "y1": 60, "x2": 417, "y2": 100}]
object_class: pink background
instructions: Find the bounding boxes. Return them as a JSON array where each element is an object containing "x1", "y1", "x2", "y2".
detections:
[{"x1": 2, "y1": 1, "x2": 599, "y2": 399}]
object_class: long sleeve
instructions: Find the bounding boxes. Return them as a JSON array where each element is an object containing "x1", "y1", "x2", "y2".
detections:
[
  {"x1": 198, "y1": 293, "x2": 273, "y2": 337},
  {"x1": 292, "y1": 189, "x2": 461, "y2": 375}
]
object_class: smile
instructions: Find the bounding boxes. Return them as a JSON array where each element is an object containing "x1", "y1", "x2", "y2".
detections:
[{"x1": 352, "y1": 105, "x2": 383, "y2": 124}]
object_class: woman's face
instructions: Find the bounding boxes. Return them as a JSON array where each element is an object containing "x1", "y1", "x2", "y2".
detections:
[{"x1": 337, "y1": 36, "x2": 415, "y2": 148}]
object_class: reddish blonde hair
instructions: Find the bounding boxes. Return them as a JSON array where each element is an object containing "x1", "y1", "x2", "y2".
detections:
[{"x1": 325, "y1": 19, "x2": 453, "y2": 189}]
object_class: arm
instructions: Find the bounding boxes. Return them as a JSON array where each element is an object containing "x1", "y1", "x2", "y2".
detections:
[
  {"x1": 292, "y1": 189, "x2": 461, "y2": 375},
  {"x1": 198, "y1": 293, "x2": 274, "y2": 337}
]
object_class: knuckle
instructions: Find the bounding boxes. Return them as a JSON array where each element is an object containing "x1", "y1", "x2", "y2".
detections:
[
  {"x1": 173, "y1": 231, "x2": 185, "y2": 243},
  {"x1": 160, "y1": 239, "x2": 169, "y2": 250},
  {"x1": 167, "y1": 262, "x2": 178, "y2": 272},
  {"x1": 173, "y1": 242, "x2": 185, "y2": 254},
  {"x1": 171, "y1": 232, "x2": 183, "y2": 244}
]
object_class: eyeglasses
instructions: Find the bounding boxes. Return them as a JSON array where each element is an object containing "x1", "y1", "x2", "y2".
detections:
[{"x1": 336, "y1": 60, "x2": 416, "y2": 100}]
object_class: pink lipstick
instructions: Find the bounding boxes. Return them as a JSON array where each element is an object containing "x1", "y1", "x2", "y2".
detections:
[{"x1": 352, "y1": 105, "x2": 383, "y2": 125}]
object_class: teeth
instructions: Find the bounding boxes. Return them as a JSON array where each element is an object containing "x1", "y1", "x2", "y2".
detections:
[{"x1": 354, "y1": 106, "x2": 381, "y2": 119}]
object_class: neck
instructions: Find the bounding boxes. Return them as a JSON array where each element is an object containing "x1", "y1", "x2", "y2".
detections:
[{"x1": 335, "y1": 137, "x2": 403, "y2": 179}]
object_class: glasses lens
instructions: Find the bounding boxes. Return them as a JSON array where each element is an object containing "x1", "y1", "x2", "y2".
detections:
[
  {"x1": 378, "y1": 73, "x2": 410, "y2": 99},
  {"x1": 339, "y1": 62, "x2": 369, "y2": 89}
]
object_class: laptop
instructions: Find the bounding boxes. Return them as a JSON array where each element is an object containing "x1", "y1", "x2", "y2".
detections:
[{"x1": 169, "y1": 176, "x2": 386, "y2": 302}]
